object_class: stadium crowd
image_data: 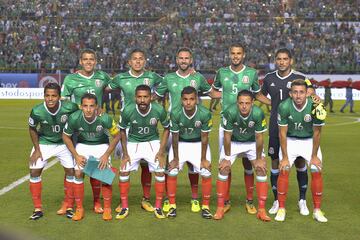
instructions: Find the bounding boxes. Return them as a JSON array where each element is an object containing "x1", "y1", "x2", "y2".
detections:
[{"x1": 0, "y1": 0, "x2": 359, "y2": 73}]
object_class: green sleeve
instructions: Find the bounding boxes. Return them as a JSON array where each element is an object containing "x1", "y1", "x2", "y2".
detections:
[
  {"x1": 212, "y1": 71, "x2": 222, "y2": 89},
  {"x1": 153, "y1": 72, "x2": 163, "y2": 87},
  {"x1": 118, "y1": 110, "x2": 129, "y2": 129},
  {"x1": 201, "y1": 111, "x2": 212, "y2": 132},
  {"x1": 28, "y1": 109, "x2": 39, "y2": 127},
  {"x1": 251, "y1": 71, "x2": 261, "y2": 93},
  {"x1": 160, "y1": 107, "x2": 170, "y2": 128},
  {"x1": 278, "y1": 103, "x2": 288, "y2": 126},
  {"x1": 255, "y1": 110, "x2": 267, "y2": 132},
  {"x1": 108, "y1": 75, "x2": 120, "y2": 90},
  {"x1": 199, "y1": 74, "x2": 211, "y2": 93},
  {"x1": 63, "y1": 117, "x2": 75, "y2": 136},
  {"x1": 155, "y1": 76, "x2": 168, "y2": 97},
  {"x1": 61, "y1": 76, "x2": 72, "y2": 97},
  {"x1": 170, "y1": 112, "x2": 179, "y2": 133},
  {"x1": 222, "y1": 110, "x2": 233, "y2": 131}
]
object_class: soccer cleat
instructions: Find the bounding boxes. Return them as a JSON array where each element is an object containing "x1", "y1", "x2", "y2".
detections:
[
  {"x1": 94, "y1": 202, "x2": 104, "y2": 214},
  {"x1": 29, "y1": 210, "x2": 43, "y2": 220},
  {"x1": 141, "y1": 197, "x2": 154, "y2": 212},
  {"x1": 223, "y1": 200, "x2": 231, "y2": 214},
  {"x1": 313, "y1": 209, "x2": 328, "y2": 223},
  {"x1": 102, "y1": 208, "x2": 112, "y2": 221},
  {"x1": 65, "y1": 209, "x2": 74, "y2": 219},
  {"x1": 213, "y1": 207, "x2": 224, "y2": 220},
  {"x1": 115, "y1": 208, "x2": 129, "y2": 220},
  {"x1": 72, "y1": 208, "x2": 84, "y2": 221},
  {"x1": 167, "y1": 207, "x2": 177, "y2": 218},
  {"x1": 201, "y1": 206, "x2": 212, "y2": 219},
  {"x1": 56, "y1": 202, "x2": 68, "y2": 215},
  {"x1": 268, "y1": 200, "x2": 279, "y2": 214},
  {"x1": 274, "y1": 208, "x2": 286, "y2": 222},
  {"x1": 298, "y1": 199, "x2": 310, "y2": 216},
  {"x1": 115, "y1": 204, "x2": 121, "y2": 213},
  {"x1": 257, "y1": 208, "x2": 271, "y2": 222},
  {"x1": 162, "y1": 199, "x2": 170, "y2": 212},
  {"x1": 191, "y1": 199, "x2": 201, "y2": 213},
  {"x1": 245, "y1": 200, "x2": 257, "y2": 214},
  {"x1": 154, "y1": 208, "x2": 166, "y2": 219}
]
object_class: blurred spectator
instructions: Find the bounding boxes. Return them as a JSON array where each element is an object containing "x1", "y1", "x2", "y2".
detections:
[
  {"x1": 324, "y1": 79, "x2": 334, "y2": 113},
  {"x1": 340, "y1": 78, "x2": 355, "y2": 113}
]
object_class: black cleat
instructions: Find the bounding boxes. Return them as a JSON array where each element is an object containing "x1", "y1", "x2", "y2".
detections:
[
  {"x1": 29, "y1": 211, "x2": 43, "y2": 220},
  {"x1": 201, "y1": 208, "x2": 213, "y2": 219},
  {"x1": 166, "y1": 207, "x2": 177, "y2": 218},
  {"x1": 66, "y1": 209, "x2": 74, "y2": 219}
]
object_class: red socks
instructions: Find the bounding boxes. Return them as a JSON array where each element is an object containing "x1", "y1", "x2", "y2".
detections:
[
  {"x1": 141, "y1": 165, "x2": 152, "y2": 199},
  {"x1": 188, "y1": 173, "x2": 199, "y2": 199},
  {"x1": 155, "y1": 181, "x2": 165, "y2": 209},
  {"x1": 201, "y1": 177, "x2": 212, "y2": 206},
  {"x1": 311, "y1": 172, "x2": 323, "y2": 209},
  {"x1": 90, "y1": 177, "x2": 101, "y2": 205},
  {"x1": 244, "y1": 172, "x2": 254, "y2": 201},
  {"x1": 102, "y1": 184, "x2": 112, "y2": 209},
  {"x1": 167, "y1": 175, "x2": 177, "y2": 204},
  {"x1": 256, "y1": 181, "x2": 268, "y2": 209},
  {"x1": 277, "y1": 171, "x2": 289, "y2": 208},
  {"x1": 64, "y1": 177, "x2": 74, "y2": 209},
  {"x1": 119, "y1": 181, "x2": 130, "y2": 209},
  {"x1": 73, "y1": 181, "x2": 84, "y2": 209},
  {"x1": 225, "y1": 172, "x2": 231, "y2": 202},
  {"x1": 216, "y1": 179, "x2": 227, "y2": 208},
  {"x1": 29, "y1": 181, "x2": 42, "y2": 209}
]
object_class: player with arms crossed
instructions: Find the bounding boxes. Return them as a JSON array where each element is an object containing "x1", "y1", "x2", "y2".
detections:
[
  {"x1": 63, "y1": 93, "x2": 120, "y2": 221},
  {"x1": 28, "y1": 83, "x2": 78, "y2": 220},
  {"x1": 275, "y1": 79, "x2": 327, "y2": 223},
  {"x1": 117, "y1": 85, "x2": 169, "y2": 219},
  {"x1": 212, "y1": 43, "x2": 270, "y2": 215},
  {"x1": 167, "y1": 86, "x2": 213, "y2": 219},
  {"x1": 213, "y1": 90, "x2": 270, "y2": 221},
  {"x1": 106, "y1": 49, "x2": 163, "y2": 213},
  {"x1": 61, "y1": 49, "x2": 112, "y2": 214}
]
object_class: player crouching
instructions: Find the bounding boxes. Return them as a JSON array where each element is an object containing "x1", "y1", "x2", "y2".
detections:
[
  {"x1": 214, "y1": 90, "x2": 270, "y2": 221},
  {"x1": 117, "y1": 85, "x2": 169, "y2": 220},
  {"x1": 275, "y1": 79, "x2": 327, "y2": 223}
]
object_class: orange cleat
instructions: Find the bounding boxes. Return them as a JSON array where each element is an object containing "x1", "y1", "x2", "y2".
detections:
[
  {"x1": 257, "y1": 208, "x2": 271, "y2": 222},
  {"x1": 115, "y1": 204, "x2": 121, "y2": 213},
  {"x1": 94, "y1": 202, "x2": 104, "y2": 214},
  {"x1": 72, "y1": 208, "x2": 84, "y2": 221},
  {"x1": 213, "y1": 207, "x2": 224, "y2": 220},
  {"x1": 102, "y1": 208, "x2": 112, "y2": 221},
  {"x1": 56, "y1": 202, "x2": 67, "y2": 215}
]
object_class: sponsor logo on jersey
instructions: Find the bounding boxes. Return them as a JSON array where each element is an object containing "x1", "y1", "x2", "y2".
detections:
[
  {"x1": 194, "y1": 121, "x2": 202, "y2": 128},
  {"x1": 79, "y1": 127, "x2": 84, "y2": 131},
  {"x1": 95, "y1": 79, "x2": 102, "y2": 87},
  {"x1": 304, "y1": 114, "x2": 312, "y2": 122},
  {"x1": 269, "y1": 147, "x2": 274, "y2": 155},
  {"x1": 150, "y1": 118, "x2": 158, "y2": 126},
  {"x1": 144, "y1": 78, "x2": 150, "y2": 86},
  {"x1": 78, "y1": 84, "x2": 84, "y2": 87},
  {"x1": 126, "y1": 81, "x2": 131, "y2": 85},
  {"x1": 242, "y1": 76, "x2": 249, "y2": 84},
  {"x1": 132, "y1": 120, "x2": 138, "y2": 124},
  {"x1": 179, "y1": 122, "x2": 183, "y2": 126},
  {"x1": 172, "y1": 83, "x2": 178, "y2": 87},
  {"x1": 224, "y1": 77, "x2": 229, "y2": 81},
  {"x1": 289, "y1": 115, "x2": 293, "y2": 120},
  {"x1": 96, "y1": 125, "x2": 103, "y2": 132},
  {"x1": 60, "y1": 115, "x2": 68, "y2": 123},
  {"x1": 28, "y1": 117, "x2": 34, "y2": 126},
  {"x1": 190, "y1": 80, "x2": 197, "y2": 88},
  {"x1": 270, "y1": 83, "x2": 275, "y2": 87},
  {"x1": 248, "y1": 121, "x2": 255, "y2": 128},
  {"x1": 286, "y1": 82, "x2": 292, "y2": 89},
  {"x1": 42, "y1": 120, "x2": 48, "y2": 124}
]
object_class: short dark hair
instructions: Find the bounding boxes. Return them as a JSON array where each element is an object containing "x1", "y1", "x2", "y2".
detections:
[
  {"x1": 291, "y1": 79, "x2": 308, "y2": 89},
  {"x1": 181, "y1": 86, "x2": 197, "y2": 97},
  {"x1": 275, "y1": 48, "x2": 292, "y2": 59},
  {"x1": 229, "y1": 43, "x2": 246, "y2": 52},
  {"x1": 81, "y1": 93, "x2": 98, "y2": 105},
  {"x1": 79, "y1": 49, "x2": 97, "y2": 59},
  {"x1": 129, "y1": 48, "x2": 146, "y2": 60},
  {"x1": 135, "y1": 84, "x2": 151, "y2": 94},
  {"x1": 44, "y1": 82, "x2": 61, "y2": 95},
  {"x1": 177, "y1": 47, "x2": 193, "y2": 57},
  {"x1": 237, "y1": 89, "x2": 254, "y2": 99}
]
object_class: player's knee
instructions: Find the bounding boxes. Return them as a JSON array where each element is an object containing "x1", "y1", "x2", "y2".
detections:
[
  {"x1": 155, "y1": 173, "x2": 165, "y2": 182},
  {"x1": 74, "y1": 170, "x2": 83, "y2": 179},
  {"x1": 242, "y1": 158, "x2": 252, "y2": 169},
  {"x1": 64, "y1": 167, "x2": 74, "y2": 176},
  {"x1": 296, "y1": 165, "x2": 307, "y2": 172},
  {"x1": 30, "y1": 169, "x2": 41, "y2": 178},
  {"x1": 168, "y1": 168, "x2": 179, "y2": 177},
  {"x1": 271, "y1": 159, "x2": 279, "y2": 169},
  {"x1": 218, "y1": 168, "x2": 230, "y2": 177},
  {"x1": 255, "y1": 169, "x2": 266, "y2": 177},
  {"x1": 244, "y1": 169, "x2": 254, "y2": 175},
  {"x1": 294, "y1": 157, "x2": 306, "y2": 168},
  {"x1": 256, "y1": 175, "x2": 267, "y2": 182},
  {"x1": 200, "y1": 168, "x2": 211, "y2": 178}
]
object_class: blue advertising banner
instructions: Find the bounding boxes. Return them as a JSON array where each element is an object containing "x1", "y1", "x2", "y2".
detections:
[{"x1": 0, "y1": 73, "x2": 38, "y2": 88}]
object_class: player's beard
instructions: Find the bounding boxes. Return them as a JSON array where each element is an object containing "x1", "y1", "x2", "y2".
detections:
[
  {"x1": 138, "y1": 103, "x2": 149, "y2": 112},
  {"x1": 178, "y1": 63, "x2": 190, "y2": 72}
]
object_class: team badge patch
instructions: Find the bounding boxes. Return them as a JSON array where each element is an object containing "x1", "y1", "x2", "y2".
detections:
[
  {"x1": 96, "y1": 125, "x2": 103, "y2": 132},
  {"x1": 150, "y1": 118, "x2": 158, "y2": 126},
  {"x1": 190, "y1": 80, "x2": 197, "y2": 88},
  {"x1": 287, "y1": 82, "x2": 292, "y2": 89},
  {"x1": 194, "y1": 121, "x2": 202, "y2": 128},
  {"x1": 242, "y1": 76, "x2": 249, "y2": 84},
  {"x1": 248, "y1": 121, "x2": 255, "y2": 128},
  {"x1": 95, "y1": 79, "x2": 102, "y2": 87},
  {"x1": 28, "y1": 117, "x2": 34, "y2": 126},
  {"x1": 304, "y1": 114, "x2": 312, "y2": 122},
  {"x1": 144, "y1": 78, "x2": 150, "y2": 86},
  {"x1": 60, "y1": 115, "x2": 68, "y2": 123},
  {"x1": 269, "y1": 147, "x2": 274, "y2": 155}
]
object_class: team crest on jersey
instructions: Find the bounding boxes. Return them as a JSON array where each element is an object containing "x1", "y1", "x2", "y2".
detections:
[
  {"x1": 269, "y1": 147, "x2": 274, "y2": 155},
  {"x1": 96, "y1": 125, "x2": 103, "y2": 132},
  {"x1": 242, "y1": 76, "x2": 249, "y2": 84},
  {"x1": 150, "y1": 118, "x2": 157, "y2": 126},
  {"x1": 304, "y1": 114, "x2": 312, "y2": 122},
  {"x1": 190, "y1": 80, "x2": 197, "y2": 88},
  {"x1": 144, "y1": 78, "x2": 150, "y2": 86},
  {"x1": 28, "y1": 117, "x2": 34, "y2": 126},
  {"x1": 286, "y1": 82, "x2": 292, "y2": 89},
  {"x1": 248, "y1": 121, "x2": 255, "y2": 128},
  {"x1": 95, "y1": 79, "x2": 102, "y2": 87},
  {"x1": 60, "y1": 115, "x2": 68, "y2": 123},
  {"x1": 194, "y1": 121, "x2": 202, "y2": 128}
]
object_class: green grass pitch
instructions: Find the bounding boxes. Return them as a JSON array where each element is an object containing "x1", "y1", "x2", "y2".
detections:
[{"x1": 0, "y1": 99, "x2": 359, "y2": 240}]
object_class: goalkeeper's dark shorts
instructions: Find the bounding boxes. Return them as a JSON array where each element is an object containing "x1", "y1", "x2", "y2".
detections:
[{"x1": 268, "y1": 135, "x2": 280, "y2": 161}]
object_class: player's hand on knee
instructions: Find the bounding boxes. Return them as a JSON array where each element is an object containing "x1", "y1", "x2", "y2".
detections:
[
  {"x1": 310, "y1": 156, "x2": 322, "y2": 172},
  {"x1": 219, "y1": 159, "x2": 231, "y2": 172},
  {"x1": 75, "y1": 154, "x2": 86, "y2": 168},
  {"x1": 254, "y1": 158, "x2": 267, "y2": 176},
  {"x1": 155, "y1": 151, "x2": 166, "y2": 169},
  {"x1": 168, "y1": 158, "x2": 179, "y2": 171},
  {"x1": 200, "y1": 158, "x2": 211, "y2": 171},
  {"x1": 98, "y1": 154, "x2": 109, "y2": 170},
  {"x1": 120, "y1": 154, "x2": 130, "y2": 170},
  {"x1": 279, "y1": 157, "x2": 290, "y2": 173},
  {"x1": 29, "y1": 149, "x2": 43, "y2": 166}
]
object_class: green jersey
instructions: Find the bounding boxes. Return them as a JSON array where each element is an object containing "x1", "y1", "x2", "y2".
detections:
[
  {"x1": 109, "y1": 70, "x2": 163, "y2": 110},
  {"x1": 63, "y1": 110, "x2": 118, "y2": 145},
  {"x1": 222, "y1": 104, "x2": 267, "y2": 142},
  {"x1": 213, "y1": 66, "x2": 260, "y2": 112},
  {"x1": 155, "y1": 71, "x2": 211, "y2": 112},
  {"x1": 119, "y1": 102, "x2": 169, "y2": 143},
  {"x1": 170, "y1": 105, "x2": 212, "y2": 142},
  {"x1": 61, "y1": 70, "x2": 111, "y2": 105},
  {"x1": 278, "y1": 97, "x2": 324, "y2": 139},
  {"x1": 28, "y1": 101, "x2": 78, "y2": 144}
]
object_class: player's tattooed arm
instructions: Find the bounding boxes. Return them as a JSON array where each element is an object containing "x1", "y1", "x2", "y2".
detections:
[
  {"x1": 62, "y1": 133, "x2": 86, "y2": 167},
  {"x1": 119, "y1": 129, "x2": 130, "y2": 170},
  {"x1": 168, "y1": 132, "x2": 180, "y2": 171},
  {"x1": 310, "y1": 126, "x2": 322, "y2": 171},
  {"x1": 279, "y1": 125, "x2": 290, "y2": 172},
  {"x1": 29, "y1": 126, "x2": 42, "y2": 166},
  {"x1": 200, "y1": 131, "x2": 211, "y2": 171},
  {"x1": 255, "y1": 92, "x2": 271, "y2": 105}
]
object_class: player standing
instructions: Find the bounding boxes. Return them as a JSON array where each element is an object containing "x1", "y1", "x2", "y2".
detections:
[
  {"x1": 213, "y1": 90, "x2": 270, "y2": 221},
  {"x1": 116, "y1": 85, "x2": 169, "y2": 219},
  {"x1": 28, "y1": 83, "x2": 78, "y2": 220},
  {"x1": 167, "y1": 86, "x2": 213, "y2": 219},
  {"x1": 275, "y1": 79, "x2": 327, "y2": 223},
  {"x1": 63, "y1": 93, "x2": 120, "y2": 221}
]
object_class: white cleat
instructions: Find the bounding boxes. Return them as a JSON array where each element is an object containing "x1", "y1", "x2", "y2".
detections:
[
  {"x1": 275, "y1": 208, "x2": 286, "y2": 222},
  {"x1": 298, "y1": 199, "x2": 309, "y2": 216},
  {"x1": 268, "y1": 200, "x2": 279, "y2": 214},
  {"x1": 313, "y1": 209, "x2": 328, "y2": 223}
]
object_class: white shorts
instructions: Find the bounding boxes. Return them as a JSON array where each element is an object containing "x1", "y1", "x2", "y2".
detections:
[
  {"x1": 169, "y1": 141, "x2": 211, "y2": 173},
  {"x1": 279, "y1": 137, "x2": 322, "y2": 167},
  {"x1": 29, "y1": 144, "x2": 74, "y2": 169},
  {"x1": 219, "y1": 124, "x2": 224, "y2": 153},
  {"x1": 121, "y1": 140, "x2": 163, "y2": 173},
  {"x1": 75, "y1": 143, "x2": 111, "y2": 170},
  {"x1": 219, "y1": 141, "x2": 265, "y2": 165}
]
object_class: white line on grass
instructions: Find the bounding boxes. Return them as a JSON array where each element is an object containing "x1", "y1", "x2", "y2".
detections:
[
  {"x1": 327, "y1": 117, "x2": 360, "y2": 127},
  {"x1": 0, "y1": 159, "x2": 59, "y2": 196},
  {"x1": 0, "y1": 126, "x2": 27, "y2": 130}
]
